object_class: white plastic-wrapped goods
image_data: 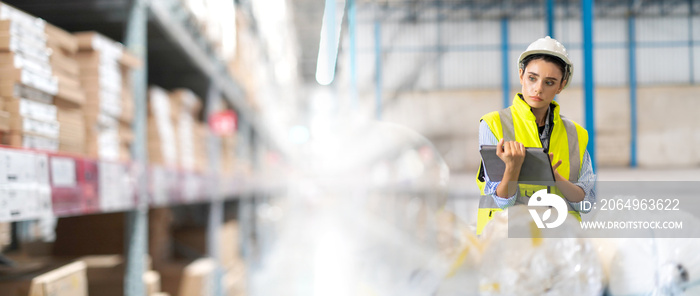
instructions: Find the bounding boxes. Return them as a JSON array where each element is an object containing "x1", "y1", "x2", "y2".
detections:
[
  {"x1": 478, "y1": 206, "x2": 604, "y2": 296},
  {"x1": 606, "y1": 210, "x2": 700, "y2": 296}
]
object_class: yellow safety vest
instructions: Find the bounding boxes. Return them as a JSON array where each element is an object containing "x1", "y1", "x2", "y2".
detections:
[{"x1": 475, "y1": 94, "x2": 588, "y2": 235}]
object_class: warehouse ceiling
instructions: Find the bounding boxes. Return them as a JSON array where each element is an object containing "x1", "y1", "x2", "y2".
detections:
[{"x1": 5, "y1": 0, "x2": 699, "y2": 87}]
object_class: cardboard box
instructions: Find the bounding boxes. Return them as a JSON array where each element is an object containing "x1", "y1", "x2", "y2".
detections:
[
  {"x1": 56, "y1": 104, "x2": 85, "y2": 155},
  {"x1": 0, "y1": 222, "x2": 10, "y2": 249},
  {"x1": 180, "y1": 258, "x2": 215, "y2": 296},
  {"x1": 0, "y1": 110, "x2": 8, "y2": 132},
  {"x1": 149, "y1": 208, "x2": 174, "y2": 267},
  {"x1": 84, "y1": 126, "x2": 120, "y2": 161},
  {"x1": 0, "y1": 19, "x2": 44, "y2": 36},
  {"x1": 172, "y1": 220, "x2": 241, "y2": 269},
  {"x1": 48, "y1": 49, "x2": 80, "y2": 78},
  {"x1": 3, "y1": 97, "x2": 57, "y2": 122},
  {"x1": 0, "y1": 32, "x2": 48, "y2": 55},
  {"x1": 157, "y1": 258, "x2": 215, "y2": 296},
  {"x1": 83, "y1": 88, "x2": 122, "y2": 118},
  {"x1": 3, "y1": 131, "x2": 59, "y2": 151},
  {"x1": 121, "y1": 49, "x2": 142, "y2": 69},
  {"x1": 223, "y1": 265, "x2": 246, "y2": 296},
  {"x1": 8, "y1": 115, "x2": 60, "y2": 139},
  {"x1": 74, "y1": 31, "x2": 141, "y2": 68},
  {"x1": 0, "y1": 261, "x2": 88, "y2": 296},
  {"x1": 0, "y1": 82, "x2": 53, "y2": 104},
  {"x1": 80, "y1": 255, "x2": 162, "y2": 296},
  {"x1": 0, "y1": 66, "x2": 58, "y2": 96},
  {"x1": 169, "y1": 89, "x2": 202, "y2": 120},
  {"x1": 45, "y1": 23, "x2": 78, "y2": 55},
  {"x1": 0, "y1": 52, "x2": 52, "y2": 77}
]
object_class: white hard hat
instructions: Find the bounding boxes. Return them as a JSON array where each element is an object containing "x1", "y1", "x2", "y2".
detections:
[{"x1": 518, "y1": 36, "x2": 573, "y2": 89}]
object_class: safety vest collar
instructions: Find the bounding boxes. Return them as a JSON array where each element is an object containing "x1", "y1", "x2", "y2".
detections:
[{"x1": 512, "y1": 93, "x2": 561, "y2": 124}]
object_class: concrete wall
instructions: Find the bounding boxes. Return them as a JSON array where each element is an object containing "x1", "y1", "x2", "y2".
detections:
[{"x1": 381, "y1": 85, "x2": 700, "y2": 173}]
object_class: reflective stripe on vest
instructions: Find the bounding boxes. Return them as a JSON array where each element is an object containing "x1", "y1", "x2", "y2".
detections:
[{"x1": 475, "y1": 94, "x2": 587, "y2": 235}]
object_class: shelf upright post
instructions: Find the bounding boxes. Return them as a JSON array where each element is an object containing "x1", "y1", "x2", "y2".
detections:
[
  {"x1": 124, "y1": 0, "x2": 149, "y2": 295},
  {"x1": 237, "y1": 117, "x2": 256, "y2": 274},
  {"x1": 205, "y1": 81, "x2": 224, "y2": 296}
]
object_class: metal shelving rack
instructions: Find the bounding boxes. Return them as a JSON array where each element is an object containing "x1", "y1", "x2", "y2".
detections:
[{"x1": 0, "y1": 0, "x2": 266, "y2": 295}]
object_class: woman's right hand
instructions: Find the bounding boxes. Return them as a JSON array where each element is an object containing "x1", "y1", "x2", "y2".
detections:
[{"x1": 496, "y1": 138, "x2": 525, "y2": 170}]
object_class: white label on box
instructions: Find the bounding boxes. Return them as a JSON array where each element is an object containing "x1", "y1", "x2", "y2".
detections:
[
  {"x1": 0, "y1": 4, "x2": 46, "y2": 31},
  {"x1": 1, "y1": 149, "x2": 36, "y2": 184},
  {"x1": 149, "y1": 88, "x2": 171, "y2": 119},
  {"x1": 13, "y1": 54, "x2": 52, "y2": 77},
  {"x1": 15, "y1": 84, "x2": 53, "y2": 104},
  {"x1": 0, "y1": 183, "x2": 42, "y2": 221},
  {"x1": 35, "y1": 185, "x2": 53, "y2": 218},
  {"x1": 7, "y1": 20, "x2": 46, "y2": 39},
  {"x1": 6, "y1": 31, "x2": 47, "y2": 52},
  {"x1": 91, "y1": 34, "x2": 123, "y2": 59},
  {"x1": 0, "y1": 184, "x2": 24, "y2": 220},
  {"x1": 50, "y1": 157, "x2": 76, "y2": 187},
  {"x1": 97, "y1": 113, "x2": 119, "y2": 128},
  {"x1": 34, "y1": 153, "x2": 49, "y2": 185},
  {"x1": 19, "y1": 98, "x2": 57, "y2": 121},
  {"x1": 98, "y1": 73, "x2": 122, "y2": 94},
  {"x1": 98, "y1": 162, "x2": 132, "y2": 211},
  {"x1": 22, "y1": 134, "x2": 59, "y2": 151},
  {"x1": 22, "y1": 117, "x2": 60, "y2": 138},
  {"x1": 7, "y1": 36, "x2": 49, "y2": 61},
  {"x1": 150, "y1": 166, "x2": 168, "y2": 206},
  {"x1": 100, "y1": 91, "x2": 122, "y2": 118},
  {"x1": 21, "y1": 70, "x2": 58, "y2": 96}
]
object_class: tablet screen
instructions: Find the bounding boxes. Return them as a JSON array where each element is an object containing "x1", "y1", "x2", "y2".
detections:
[{"x1": 479, "y1": 145, "x2": 555, "y2": 183}]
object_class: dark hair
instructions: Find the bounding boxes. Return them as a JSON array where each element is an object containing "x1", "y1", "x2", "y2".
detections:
[{"x1": 520, "y1": 54, "x2": 568, "y2": 84}]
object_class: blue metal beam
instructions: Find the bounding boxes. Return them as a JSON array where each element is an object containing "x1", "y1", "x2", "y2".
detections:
[
  {"x1": 348, "y1": 0, "x2": 358, "y2": 106},
  {"x1": 375, "y1": 20, "x2": 382, "y2": 120},
  {"x1": 628, "y1": 13, "x2": 638, "y2": 168},
  {"x1": 501, "y1": 17, "x2": 510, "y2": 108},
  {"x1": 582, "y1": 0, "x2": 596, "y2": 171},
  {"x1": 547, "y1": 0, "x2": 555, "y2": 38}
]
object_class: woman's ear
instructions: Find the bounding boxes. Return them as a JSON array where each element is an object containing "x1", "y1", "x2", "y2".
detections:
[
  {"x1": 518, "y1": 68, "x2": 524, "y2": 85},
  {"x1": 556, "y1": 80, "x2": 567, "y2": 94}
]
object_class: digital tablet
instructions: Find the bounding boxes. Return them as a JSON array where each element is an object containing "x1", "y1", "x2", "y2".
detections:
[{"x1": 479, "y1": 145, "x2": 555, "y2": 183}]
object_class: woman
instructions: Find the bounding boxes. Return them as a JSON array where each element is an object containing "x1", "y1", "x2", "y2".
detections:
[{"x1": 475, "y1": 36, "x2": 596, "y2": 235}]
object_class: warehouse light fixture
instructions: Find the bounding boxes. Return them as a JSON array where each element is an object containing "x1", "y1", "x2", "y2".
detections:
[{"x1": 316, "y1": 0, "x2": 345, "y2": 85}]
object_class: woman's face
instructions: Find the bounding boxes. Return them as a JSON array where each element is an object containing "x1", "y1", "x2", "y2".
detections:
[{"x1": 519, "y1": 58, "x2": 565, "y2": 110}]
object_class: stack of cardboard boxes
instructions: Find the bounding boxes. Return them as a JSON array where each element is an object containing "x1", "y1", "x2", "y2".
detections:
[
  {"x1": 0, "y1": 3, "x2": 60, "y2": 151},
  {"x1": 74, "y1": 31, "x2": 139, "y2": 162},
  {"x1": 221, "y1": 133, "x2": 236, "y2": 178},
  {"x1": 194, "y1": 122, "x2": 208, "y2": 173},
  {"x1": 47, "y1": 24, "x2": 86, "y2": 155},
  {"x1": 0, "y1": 261, "x2": 89, "y2": 296},
  {"x1": 148, "y1": 86, "x2": 178, "y2": 168},
  {"x1": 169, "y1": 88, "x2": 202, "y2": 172}
]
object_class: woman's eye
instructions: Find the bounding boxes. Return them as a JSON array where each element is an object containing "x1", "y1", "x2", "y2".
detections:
[
  {"x1": 529, "y1": 76, "x2": 536, "y2": 82},
  {"x1": 546, "y1": 81, "x2": 554, "y2": 86}
]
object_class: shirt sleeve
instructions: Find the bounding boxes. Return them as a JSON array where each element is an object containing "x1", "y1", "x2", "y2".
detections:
[
  {"x1": 567, "y1": 150, "x2": 597, "y2": 213},
  {"x1": 479, "y1": 120, "x2": 517, "y2": 209}
]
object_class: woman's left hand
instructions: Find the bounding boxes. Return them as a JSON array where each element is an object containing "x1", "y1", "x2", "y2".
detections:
[{"x1": 549, "y1": 153, "x2": 563, "y2": 181}]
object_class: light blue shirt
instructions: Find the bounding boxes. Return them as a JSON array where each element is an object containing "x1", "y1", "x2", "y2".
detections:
[{"x1": 479, "y1": 120, "x2": 597, "y2": 213}]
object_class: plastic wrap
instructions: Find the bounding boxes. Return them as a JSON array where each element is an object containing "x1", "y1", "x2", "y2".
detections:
[
  {"x1": 604, "y1": 210, "x2": 700, "y2": 296},
  {"x1": 478, "y1": 205, "x2": 604, "y2": 296}
]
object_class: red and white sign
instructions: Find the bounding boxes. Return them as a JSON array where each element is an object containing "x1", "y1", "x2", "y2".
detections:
[{"x1": 208, "y1": 110, "x2": 237, "y2": 136}]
